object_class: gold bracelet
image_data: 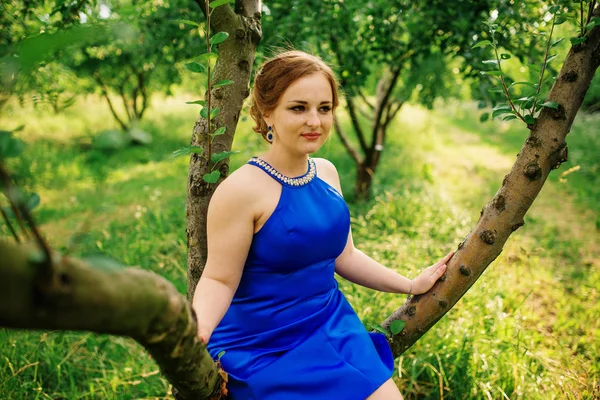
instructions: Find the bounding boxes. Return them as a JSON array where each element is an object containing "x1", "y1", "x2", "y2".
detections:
[{"x1": 408, "y1": 279, "x2": 413, "y2": 295}]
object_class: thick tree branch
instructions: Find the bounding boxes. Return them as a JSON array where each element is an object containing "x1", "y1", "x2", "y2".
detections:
[
  {"x1": 0, "y1": 241, "x2": 222, "y2": 400},
  {"x1": 345, "y1": 97, "x2": 370, "y2": 153},
  {"x1": 370, "y1": 66, "x2": 401, "y2": 155},
  {"x1": 382, "y1": 9, "x2": 600, "y2": 357},
  {"x1": 333, "y1": 115, "x2": 362, "y2": 165}
]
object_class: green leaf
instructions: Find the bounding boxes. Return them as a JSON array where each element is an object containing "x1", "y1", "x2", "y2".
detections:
[
  {"x1": 217, "y1": 350, "x2": 226, "y2": 360},
  {"x1": 492, "y1": 108, "x2": 513, "y2": 118},
  {"x1": 488, "y1": 88, "x2": 504, "y2": 94},
  {"x1": 492, "y1": 104, "x2": 513, "y2": 118},
  {"x1": 210, "y1": 107, "x2": 220, "y2": 120},
  {"x1": 545, "y1": 54, "x2": 558, "y2": 65},
  {"x1": 585, "y1": 17, "x2": 600, "y2": 30},
  {"x1": 210, "y1": 126, "x2": 226, "y2": 137},
  {"x1": 367, "y1": 323, "x2": 390, "y2": 337},
  {"x1": 509, "y1": 81, "x2": 536, "y2": 90},
  {"x1": 200, "y1": 107, "x2": 208, "y2": 119},
  {"x1": 25, "y1": 192, "x2": 40, "y2": 211},
  {"x1": 472, "y1": 40, "x2": 492, "y2": 49},
  {"x1": 481, "y1": 70, "x2": 502, "y2": 76},
  {"x1": 390, "y1": 320, "x2": 406, "y2": 335},
  {"x1": 213, "y1": 79, "x2": 234, "y2": 89},
  {"x1": 203, "y1": 170, "x2": 221, "y2": 183},
  {"x1": 172, "y1": 146, "x2": 204, "y2": 158},
  {"x1": 186, "y1": 99, "x2": 207, "y2": 106},
  {"x1": 570, "y1": 37, "x2": 587, "y2": 46},
  {"x1": 211, "y1": 150, "x2": 239, "y2": 164},
  {"x1": 479, "y1": 113, "x2": 490, "y2": 123},
  {"x1": 0, "y1": 131, "x2": 25, "y2": 160},
  {"x1": 492, "y1": 104, "x2": 512, "y2": 112},
  {"x1": 502, "y1": 114, "x2": 518, "y2": 121},
  {"x1": 197, "y1": 52, "x2": 218, "y2": 63},
  {"x1": 555, "y1": 16, "x2": 567, "y2": 25},
  {"x1": 550, "y1": 38, "x2": 564, "y2": 47},
  {"x1": 540, "y1": 101, "x2": 559, "y2": 109},
  {"x1": 210, "y1": 32, "x2": 229, "y2": 46},
  {"x1": 500, "y1": 53, "x2": 511, "y2": 60},
  {"x1": 209, "y1": 0, "x2": 231, "y2": 9},
  {"x1": 482, "y1": 59, "x2": 499, "y2": 65},
  {"x1": 184, "y1": 62, "x2": 206, "y2": 74},
  {"x1": 548, "y1": 5, "x2": 560, "y2": 14},
  {"x1": 174, "y1": 19, "x2": 201, "y2": 27},
  {"x1": 524, "y1": 114, "x2": 536, "y2": 125}
]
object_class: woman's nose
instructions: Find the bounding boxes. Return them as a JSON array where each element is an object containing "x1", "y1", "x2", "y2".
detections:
[{"x1": 306, "y1": 110, "x2": 321, "y2": 127}]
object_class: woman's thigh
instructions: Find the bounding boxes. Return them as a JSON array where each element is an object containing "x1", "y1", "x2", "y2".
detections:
[{"x1": 367, "y1": 378, "x2": 403, "y2": 400}]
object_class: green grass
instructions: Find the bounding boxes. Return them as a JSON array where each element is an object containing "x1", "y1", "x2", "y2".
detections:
[{"x1": 1, "y1": 96, "x2": 599, "y2": 399}]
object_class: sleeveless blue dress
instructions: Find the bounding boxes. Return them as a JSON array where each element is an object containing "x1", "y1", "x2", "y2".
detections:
[{"x1": 207, "y1": 157, "x2": 394, "y2": 399}]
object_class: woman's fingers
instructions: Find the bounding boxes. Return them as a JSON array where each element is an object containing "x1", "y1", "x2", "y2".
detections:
[{"x1": 433, "y1": 250, "x2": 455, "y2": 268}]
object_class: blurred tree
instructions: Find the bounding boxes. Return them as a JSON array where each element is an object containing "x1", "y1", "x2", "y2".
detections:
[
  {"x1": 261, "y1": 0, "x2": 585, "y2": 200},
  {"x1": 69, "y1": 0, "x2": 204, "y2": 132}
]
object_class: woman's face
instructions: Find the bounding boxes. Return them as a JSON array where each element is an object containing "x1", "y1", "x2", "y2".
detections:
[{"x1": 264, "y1": 72, "x2": 334, "y2": 156}]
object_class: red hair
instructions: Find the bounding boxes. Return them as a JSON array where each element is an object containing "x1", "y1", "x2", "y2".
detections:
[{"x1": 250, "y1": 51, "x2": 340, "y2": 142}]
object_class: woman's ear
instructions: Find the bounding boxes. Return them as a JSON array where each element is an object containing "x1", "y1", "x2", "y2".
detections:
[{"x1": 262, "y1": 113, "x2": 272, "y2": 127}]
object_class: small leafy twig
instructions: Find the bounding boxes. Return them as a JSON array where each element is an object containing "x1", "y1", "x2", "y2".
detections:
[
  {"x1": 205, "y1": 0, "x2": 213, "y2": 169},
  {"x1": 492, "y1": 43, "x2": 527, "y2": 124},
  {"x1": 175, "y1": 1, "x2": 234, "y2": 184},
  {"x1": 531, "y1": 12, "x2": 557, "y2": 116}
]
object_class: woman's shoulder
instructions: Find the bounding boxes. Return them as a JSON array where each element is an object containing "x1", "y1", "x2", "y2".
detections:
[
  {"x1": 211, "y1": 162, "x2": 277, "y2": 206},
  {"x1": 312, "y1": 157, "x2": 343, "y2": 193}
]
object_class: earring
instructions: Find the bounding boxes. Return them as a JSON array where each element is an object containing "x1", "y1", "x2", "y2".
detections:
[{"x1": 266, "y1": 126, "x2": 274, "y2": 143}]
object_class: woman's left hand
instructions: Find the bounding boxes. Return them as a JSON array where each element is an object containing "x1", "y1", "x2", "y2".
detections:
[{"x1": 411, "y1": 250, "x2": 454, "y2": 295}]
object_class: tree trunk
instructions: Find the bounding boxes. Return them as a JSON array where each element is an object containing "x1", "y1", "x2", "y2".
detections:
[
  {"x1": 186, "y1": 0, "x2": 262, "y2": 300},
  {"x1": 0, "y1": 241, "x2": 221, "y2": 399},
  {"x1": 381, "y1": 7, "x2": 600, "y2": 357},
  {"x1": 354, "y1": 162, "x2": 373, "y2": 202}
]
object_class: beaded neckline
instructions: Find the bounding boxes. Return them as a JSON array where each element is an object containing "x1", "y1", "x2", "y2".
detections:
[{"x1": 248, "y1": 157, "x2": 317, "y2": 187}]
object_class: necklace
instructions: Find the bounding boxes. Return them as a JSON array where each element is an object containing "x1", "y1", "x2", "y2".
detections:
[{"x1": 249, "y1": 157, "x2": 317, "y2": 187}]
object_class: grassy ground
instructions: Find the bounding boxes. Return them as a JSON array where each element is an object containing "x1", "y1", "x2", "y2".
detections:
[{"x1": 0, "y1": 96, "x2": 598, "y2": 399}]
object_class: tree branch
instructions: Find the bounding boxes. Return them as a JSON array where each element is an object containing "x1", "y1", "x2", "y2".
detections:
[
  {"x1": 345, "y1": 97, "x2": 370, "y2": 153},
  {"x1": 358, "y1": 89, "x2": 375, "y2": 110},
  {"x1": 333, "y1": 115, "x2": 362, "y2": 165},
  {"x1": 0, "y1": 241, "x2": 223, "y2": 400},
  {"x1": 95, "y1": 76, "x2": 129, "y2": 131},
  {"x1": 382, "y1": 7, "x2": 600, "y2": 357}
]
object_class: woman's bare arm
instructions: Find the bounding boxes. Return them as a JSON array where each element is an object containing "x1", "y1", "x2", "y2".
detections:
[
  {"x1": 314, "y1": 158, "x2": 451, "y2": 295},
  {"x1": 192, "y1": 170, "x2": 256, "y2": 343}
]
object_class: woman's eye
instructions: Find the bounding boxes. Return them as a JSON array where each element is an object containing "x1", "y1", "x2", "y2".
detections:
[
  {"x1": 291, "y1": 106, "x2": 305, "y2": 112},
  {"x1": 319, "y1": 106, "x2": 332, "y2": 113}
]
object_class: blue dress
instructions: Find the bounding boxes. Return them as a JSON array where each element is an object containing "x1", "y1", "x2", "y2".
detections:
[{"x1": 207, "y1": 157, "x2": 394, "y2": 399}]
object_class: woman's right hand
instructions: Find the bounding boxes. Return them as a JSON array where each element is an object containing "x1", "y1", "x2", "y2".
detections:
[{"x1": 412, "y1": 250, "x2": 454, "y2": 295}]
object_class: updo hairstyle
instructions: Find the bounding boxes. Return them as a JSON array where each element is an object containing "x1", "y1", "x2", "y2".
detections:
[{"x1": 250, "y1": 51, "x2": 340, "y2": 142}]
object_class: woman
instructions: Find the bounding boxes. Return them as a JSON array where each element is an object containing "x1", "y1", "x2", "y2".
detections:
[{"x1": 192, "y1": 50, "x2": 453, "y2": 399}]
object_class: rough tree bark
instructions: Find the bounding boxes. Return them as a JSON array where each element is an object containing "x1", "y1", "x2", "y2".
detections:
[
  {"x1": 0, "y1": 241, "x2": 220, "y2": 399},
  {"x1": 186, "y1": 0, "x2": 262, "y2": 299},
  {"x1": 382, "y1": 6, "x2": 600, "y2": 357}
]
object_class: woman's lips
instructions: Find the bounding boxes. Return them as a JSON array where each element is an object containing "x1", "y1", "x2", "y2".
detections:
[{"x1": 301, "y1": 133, "x2": 321, "y2": 140}]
